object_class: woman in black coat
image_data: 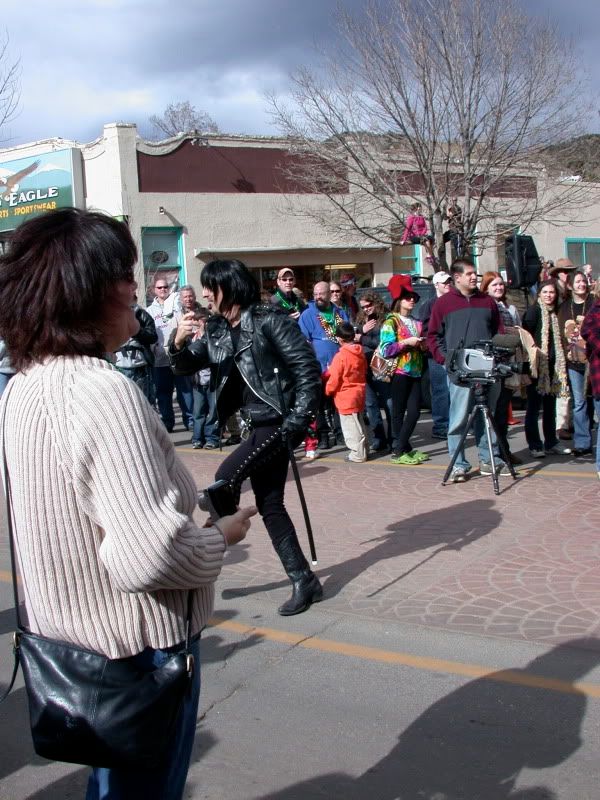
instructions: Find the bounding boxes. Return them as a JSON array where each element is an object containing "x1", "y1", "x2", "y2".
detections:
[
  {"x1": 170, "y1": 260, "x2": 323, "y2": 615},
  {"x1": 522, "y1": 280, "x2": 571, "y2": 458}
]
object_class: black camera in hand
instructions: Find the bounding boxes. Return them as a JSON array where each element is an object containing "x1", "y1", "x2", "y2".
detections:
[{"x1": 198, "y1": 480, "x2": 238, "y2": 521}]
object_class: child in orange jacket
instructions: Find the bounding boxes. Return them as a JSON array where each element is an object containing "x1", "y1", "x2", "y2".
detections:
[{"x1": 325, "y1": 322, "x2": 369, "y2": 462}]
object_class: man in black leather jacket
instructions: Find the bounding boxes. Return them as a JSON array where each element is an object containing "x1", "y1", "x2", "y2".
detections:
[{"x1": 169, "y1": 259, "x2": 323, "y2": 615}]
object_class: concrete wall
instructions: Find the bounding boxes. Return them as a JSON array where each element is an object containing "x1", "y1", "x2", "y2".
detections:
[{"x1": 3, "y1": 124, "x2": 600, "y2": 297}]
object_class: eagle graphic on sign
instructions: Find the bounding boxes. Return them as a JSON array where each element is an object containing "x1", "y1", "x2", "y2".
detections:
[{"x1": 0, "y1": 160, "x2": 41, "y2": 200}]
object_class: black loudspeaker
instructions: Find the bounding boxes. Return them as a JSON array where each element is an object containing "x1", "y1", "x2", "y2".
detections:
[{"x1": 504, "y1": 233, "x2": 541, "y2": 289}]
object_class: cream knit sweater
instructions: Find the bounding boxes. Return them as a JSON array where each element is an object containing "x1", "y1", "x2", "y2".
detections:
[{"x1": 0, "y1": 356, "x2": 226, "y2": 658}]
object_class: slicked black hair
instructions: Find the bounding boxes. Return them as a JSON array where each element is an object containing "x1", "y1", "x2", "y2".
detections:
[{"x1": 200, "y1": 259, "x2": 260, "y2": 313}]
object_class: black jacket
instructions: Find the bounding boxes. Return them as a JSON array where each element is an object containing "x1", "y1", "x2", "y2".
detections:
[
  {"x1": 169, "y1": 304, "x2": 321, "y2": 430},
  {"x1": 116, "y1": 305, "x2": 158, "y2": 366}
]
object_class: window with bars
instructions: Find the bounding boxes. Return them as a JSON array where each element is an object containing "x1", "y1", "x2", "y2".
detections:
[{"x1": 566, "y1": 239, "x2": 600, "y2": 272}]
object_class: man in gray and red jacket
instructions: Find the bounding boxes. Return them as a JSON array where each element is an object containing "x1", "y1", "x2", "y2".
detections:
[{"x1": 427, "y1": 258, "x2": 506, "y2": 483}]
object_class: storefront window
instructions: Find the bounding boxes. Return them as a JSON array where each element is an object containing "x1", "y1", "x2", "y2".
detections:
[
  {"x1": 142, "y1": 227, "x2": 184, "y2": 303},
  {"x1": 566, "y1": 239, "x2": 600, "y2": 272}
]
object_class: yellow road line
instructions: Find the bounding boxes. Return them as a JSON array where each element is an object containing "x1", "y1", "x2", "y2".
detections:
[
  {"x1": 209, "y1": 617, "x2": 600, "y2": 699},
  {"x1": 0, "y1": 580, "x2": 596, "y2": 696}
]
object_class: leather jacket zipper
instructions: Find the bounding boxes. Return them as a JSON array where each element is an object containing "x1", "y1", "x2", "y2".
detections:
[{"x1": 235, "y1": 342, "x2": 281, "y2": 414}]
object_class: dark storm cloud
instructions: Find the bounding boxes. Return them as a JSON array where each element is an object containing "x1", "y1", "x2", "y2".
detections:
[
  {"x1": 1, "y1": 0, "x2": 599, "y2": 146},
  {"x1": 104, "y1": 0, "x2": 371, "y2": 95}
]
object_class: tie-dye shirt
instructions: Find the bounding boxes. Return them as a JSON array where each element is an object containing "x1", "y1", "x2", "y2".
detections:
[{"x1": 379, "y1": 313, "x2": 424, "y2": 377}]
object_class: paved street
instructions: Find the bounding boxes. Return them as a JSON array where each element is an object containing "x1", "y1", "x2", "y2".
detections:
[{"x1": 1, "y1": 410, "x2": 600, "y2": 798}]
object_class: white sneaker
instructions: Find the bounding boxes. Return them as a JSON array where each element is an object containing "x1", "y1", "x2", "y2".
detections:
[
  {"x1": 545, "y1": 445, "x2": 572, "y2": 455},
  {"x1": 305, "y1": 450, "x2": 318, "y2": 460},
  {"x1": 529, "y1": 448, "x2": 546, "y2": 458}
]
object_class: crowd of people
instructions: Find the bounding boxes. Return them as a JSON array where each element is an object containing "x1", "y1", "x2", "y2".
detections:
[
  {"x1": 248, "y1": 259, "x2": 600, "y2": 484},
  {"x1": 1, "y1": 206, "x2": 599, "y2": 799},
  {"x1": 94, "y1": 256, "x2": 600, "y2": 486}
]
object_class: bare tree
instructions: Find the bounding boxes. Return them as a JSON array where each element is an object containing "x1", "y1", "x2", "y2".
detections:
[
  {"x1": 269, "y1": 0, "x2": 592, "y2": 265},
  {"x1": 148, "y1": 101, "x2": 219, "y2": 139},
  {"x1": 0, "y1": 31, "x2": 20, "y2": 142}
]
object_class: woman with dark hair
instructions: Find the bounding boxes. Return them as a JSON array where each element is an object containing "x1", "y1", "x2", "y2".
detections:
[
  {"x1": 355, "y1": 290, "x2": 392, "y2": 451},
  {"x1": 171, "y1": 259, "x2": 324, "y2": 616},
  {"x1": 522, "y1": 280, "x2": 572, "y2": 459},
  {"x1": 480, "y1": 271, "x2": 521, "y2": 463},
  {"x1": 0, "y1": 209, "x2": 255, "y2": 799},
  {"x1": 558, "y1": 269, "x2": 595, "y2": 456}
]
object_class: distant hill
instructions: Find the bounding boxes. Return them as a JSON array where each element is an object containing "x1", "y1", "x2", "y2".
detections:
[{"x1": 543, "y1": 134, "x2": 600, "y2": 182}]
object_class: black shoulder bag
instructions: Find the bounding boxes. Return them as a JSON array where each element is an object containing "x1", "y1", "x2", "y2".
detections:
[{"x1": 0, "y1": 419, "x2": 196, "y2": 769}]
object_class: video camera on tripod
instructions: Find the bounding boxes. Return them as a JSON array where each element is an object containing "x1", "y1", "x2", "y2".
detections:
[{"x1": 447, "y1": 334, "x2": 522, "y2": 386}]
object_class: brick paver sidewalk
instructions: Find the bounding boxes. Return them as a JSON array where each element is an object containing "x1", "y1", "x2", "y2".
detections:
[{"x1": 177, "y1": 415, "x2": 600, "y2": 651}]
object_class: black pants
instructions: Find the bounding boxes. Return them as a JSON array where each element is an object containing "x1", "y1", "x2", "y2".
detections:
[
  {"x1": 215, "y1": 424, "x2": 309, "y2": 574},
  {"x1": 390, "y1": 374, "x2": 422, "y2": 455},
  {"x1": 524, "y1": 382, "x2": 558, "y2": 451},
  {"x1": 317, "y1": 389, "x2": 341, "y2": 444}
]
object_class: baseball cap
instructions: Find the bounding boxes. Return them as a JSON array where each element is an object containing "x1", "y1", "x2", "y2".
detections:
[
  {"x1": 340, "y1": 272, "x2": 356, "y2": 287},
  {"x1": 432, "y1": 271, "x2": 452, "y2": 286},
  {"x1": 277, "y1": 268, "x2": 294, "y2": 279}
]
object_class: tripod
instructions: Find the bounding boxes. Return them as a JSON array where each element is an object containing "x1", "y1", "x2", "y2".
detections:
[{"x1": 442, "y1": 379, "x2": 518, "y2": 495}]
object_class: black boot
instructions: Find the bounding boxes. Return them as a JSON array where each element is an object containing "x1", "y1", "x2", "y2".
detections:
[
  {"x1": 273, "y1": 535, "x2": 323, "y2": 616},
  {"x1": 278, "y1": 572, "x2": 323, "y2": 616}
]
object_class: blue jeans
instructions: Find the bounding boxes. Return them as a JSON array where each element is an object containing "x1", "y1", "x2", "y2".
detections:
[
  {"x1": 524, "y1": 382, "x2": 558, "y2": 451},
  {"x1": 192, "y1": 383, "x2": 219, "y2": 446},
  {"x1": 153, "y1": 367, "x2": 194, "y2": 430},
  {"x1": 428, "y1": 359, "x2": 449, "y2": 436},
  {"x1": 568, "y1": 368, "x2": 592, "y2": 450},
  {"x1": 364, "y1": 379, "x2": 385, "y2": 447},
  {"x1": 447, "y1": 379, "x2": 499, "y2": 469},
  {"x1": 86, "y1": 638, "x2": 201, "y2": 800},
  {"x1": 367, "y1": 377, "x2": 393, "y2": 446}
]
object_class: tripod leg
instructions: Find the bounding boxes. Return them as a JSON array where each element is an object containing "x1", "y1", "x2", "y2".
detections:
[
  {"x1": 481, "y1": 408, "x2": 500, "y2": 495},
  {"x1": 442, "y1": 402, "x2": 477, "y2": 484},
  {"x1": 485, "y1": 409, "x2": 518, "y2": 479}
]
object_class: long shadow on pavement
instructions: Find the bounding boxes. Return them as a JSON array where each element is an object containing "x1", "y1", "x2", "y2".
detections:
[
  {"x1": 223, "y1": 499, "x2": 500, "y2": 602},
  {"x1": 254, "y1": 638, "x2": 600, "y2": 800}
]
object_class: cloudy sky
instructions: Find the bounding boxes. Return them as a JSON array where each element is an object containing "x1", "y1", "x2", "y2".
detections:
[{"x1": 1, "y1": 0, "x2": 598, "y2": 147}]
